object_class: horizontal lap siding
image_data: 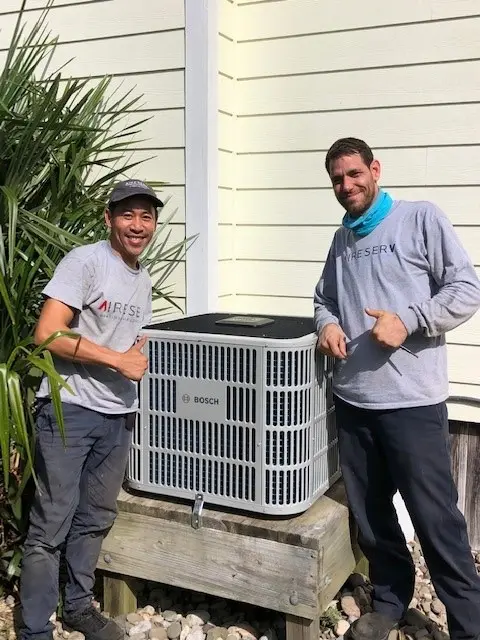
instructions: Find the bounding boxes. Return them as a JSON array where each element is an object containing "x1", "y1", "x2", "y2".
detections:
[
  {"x1": 235, "y1": 147, "x2": 480, "y2": 188},
  {"x1": 0, "y1": 0, "x2": 187, "y2": 315},
  {"x1": 235, "y1": 187, "x2": 480, "y2": 225},
  {"x1": 236, "y1": 0, "x2": 479, "y2": 24},
  {"x1": 236, "y1": 105, "x2": 480, "y2": 151},
  {"x1": 0, "y1": 0, "x2": 184, "y2": 41},
  {"x1": 1, "y1": 1, "x2": 98, "y2": 10},
  {"x1": 238, "y1": 61, "x2": 480, "y2": 115},
  {"x1": 237, "y1": 18, "x2": 480, "y2": 77},
  {"x1": 232, "y1": 0, "x2": 480, "y2": 421},
  {"x1": 233, "y1": 226, "x2": 480, "y2": 266}
]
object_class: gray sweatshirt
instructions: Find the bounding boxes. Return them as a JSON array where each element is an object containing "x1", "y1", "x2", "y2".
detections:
[{"x1": 314, "y1": 200, "x2": 480, "y2": 409}]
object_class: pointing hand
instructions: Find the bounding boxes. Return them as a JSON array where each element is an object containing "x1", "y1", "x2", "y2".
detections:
[{"x1": 365, "y1": 308, "x2": 408, "y2": 349}]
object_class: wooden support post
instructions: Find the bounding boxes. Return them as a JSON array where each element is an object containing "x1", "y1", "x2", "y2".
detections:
[
  {"x1": 103, "y1": 572, "x2": 137, "y2": 617},
  {"x1": 286, "y1": 615, "x2": 319, "y2": 640}
]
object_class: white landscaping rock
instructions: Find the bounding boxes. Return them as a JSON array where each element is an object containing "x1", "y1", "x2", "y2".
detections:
[
  {"x1": 181, "y1": 625, "x2": 192, "y2": 640},
  {"x1": 227, "y1": 625, "x2": 257, "y2": 640},
  {"x1": 207, "y1": 627, "x2": 229, "y2": 640},
  {"x1": 130, "y1": 621, "x2": 153, "y2": 636},
  {"x1": 167, "y1": 621, "x2": 182, "y2": 640},
  {"x1": 340, "y1": 595, "x2": 361, "y2": 619},
  {"x1": 259, "y1": 628, "x2": 277, "y2": 640},
  {"x1": 419, "y1": 587, "x2": 432, "y2": 602},
  {"x1": 334, "y1": 620, "x2": 350, "y2": 638},
  {"x1": 186, "y1": 612, "x2": 211, "y2": 627},
  {"x1": 421, "y1": 601, "x2": 431, "y2": 614},
  {"x1": 164, "y1": 611, "x2": 180, "y2": 623},
  {"x1": 186, "y1": 627, "x2": 206, "y2": 640},
  {"x1": 431, "y1": 599, "x2": 445, "y2": 615}
]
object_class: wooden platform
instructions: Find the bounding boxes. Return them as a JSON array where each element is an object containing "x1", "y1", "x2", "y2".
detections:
[{"x1": 98, "y1": 480, "x2": 359, "y2": 640}]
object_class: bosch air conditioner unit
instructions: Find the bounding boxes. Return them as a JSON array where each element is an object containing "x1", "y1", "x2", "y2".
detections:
[{"x1": 126, "y1": 314, "x2": 340, "y2": 516}]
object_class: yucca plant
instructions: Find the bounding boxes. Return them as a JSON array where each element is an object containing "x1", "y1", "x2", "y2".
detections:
[{"x1": 0, "y1": 1, "x2": 189, "y2": 590}]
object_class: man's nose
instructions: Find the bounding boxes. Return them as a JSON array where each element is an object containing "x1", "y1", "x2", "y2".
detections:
[{"x1": 129, "y1": 216, "x2": 143, "y2": 231}]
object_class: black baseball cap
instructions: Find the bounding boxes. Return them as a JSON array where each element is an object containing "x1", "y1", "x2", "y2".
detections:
[{"x1": 108, "y1": 179, "x2": 164, "y2": 209}]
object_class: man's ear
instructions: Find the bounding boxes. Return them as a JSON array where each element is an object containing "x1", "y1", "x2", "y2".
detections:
[
  {"x1": 104, "y1": 208, "x2": 112, "y2": 229},
  {"x1": 370, "y1": 158, "x2": 381, "y2": 182}
]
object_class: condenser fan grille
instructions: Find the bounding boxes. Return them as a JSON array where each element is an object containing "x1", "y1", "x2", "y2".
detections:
[
  {"x1": 150, "y1": 341, "x2": 257, "y2": 384},
  {"x1": 149, "y1": 452, "x2": 256, "y2": 501}
]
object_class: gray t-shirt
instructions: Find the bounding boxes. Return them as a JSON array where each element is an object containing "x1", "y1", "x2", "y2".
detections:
[{"x1": 37, "y1": 240, "x2": 152, "y2": 413}]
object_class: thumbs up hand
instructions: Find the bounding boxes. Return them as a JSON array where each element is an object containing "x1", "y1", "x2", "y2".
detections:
[
  {"x1": 134, "y1": 335, "x2": 148, "y2": 351},
  {"x1": 116, "y1": 335, "x2": 149, "y2": 381},
  {"x1": 365, "y1": 308, "x2": 408, "y2": 349}
]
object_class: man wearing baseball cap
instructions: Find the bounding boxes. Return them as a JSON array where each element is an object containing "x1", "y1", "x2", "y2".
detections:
[{"x1": 20, "y1": 180, "x2": 163, "y2": 640}]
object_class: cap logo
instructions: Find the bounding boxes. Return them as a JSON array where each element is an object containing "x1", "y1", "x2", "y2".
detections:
[{"x1": 125, "y1": 180, "x2": 147, "y2": 188}]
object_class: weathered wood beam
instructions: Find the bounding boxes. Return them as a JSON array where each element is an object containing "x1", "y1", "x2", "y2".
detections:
[{"x1": 98, "y1": 510, "x2": 319, "y2": 619}]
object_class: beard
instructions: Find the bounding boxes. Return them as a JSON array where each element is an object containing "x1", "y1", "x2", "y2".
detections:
[{"x1": 338, "y1": 188, "x2": 377, "y2": 217}]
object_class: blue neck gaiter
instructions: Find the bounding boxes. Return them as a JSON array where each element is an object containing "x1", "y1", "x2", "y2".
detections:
[{"x1": 342, "y1": 189, "x2": 394, "y2": 237}]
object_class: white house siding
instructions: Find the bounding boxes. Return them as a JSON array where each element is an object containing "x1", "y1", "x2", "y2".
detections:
[
  {"x1": 224, "y1": 0, "x2": 480, "y2": 422},
  {"x1": 0, "y1": 0, "x2": 187, "y2": 317},
  {"x1": 218, "y1": 0, "x2": 237, "y2": 312}
]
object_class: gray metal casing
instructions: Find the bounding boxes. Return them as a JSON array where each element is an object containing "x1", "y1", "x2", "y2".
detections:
[{"x1": 127, "y1": 324, "x2": 340, "y2": 515}]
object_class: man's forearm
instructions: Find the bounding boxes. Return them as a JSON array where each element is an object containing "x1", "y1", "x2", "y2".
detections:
[
  {"x1": 36, "y1": 329, "x2": 121, "y2": 370},
  {"x1": 313, "y1": 248, "x2": 340, "y2": 334},
  {"x1": 314, "y1": 307, "x2": 340, "y2": 334},
  {"x1": 397, "y1": 280, "x2": 480, "y2": 338},
  {"x1": 400, "y1": 209, "x2": 480, "y2": 338},
  {"x1": 314, "y1": 281, "x2": 340, "y2": 333}
]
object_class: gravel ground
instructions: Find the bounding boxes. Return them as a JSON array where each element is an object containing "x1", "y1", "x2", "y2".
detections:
[{"x1": 1, "y1": 542, "x2": 479, "y2": 640}]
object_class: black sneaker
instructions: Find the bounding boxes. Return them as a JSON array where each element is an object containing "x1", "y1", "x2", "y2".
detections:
[
  {"x1": 62, "y1": 605, "x2": 124, "y2": 640},
  {"x1": 346, "y1": 612, "x2": 398, "y2": 640}
]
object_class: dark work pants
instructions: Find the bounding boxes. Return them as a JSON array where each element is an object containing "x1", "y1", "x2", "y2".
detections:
[
  {"x1": 334, "y1": 396, "x2": 480, "y2": 640},
  {"x1": 20, "y1": 401, "x2": 132, "y2": 640}
]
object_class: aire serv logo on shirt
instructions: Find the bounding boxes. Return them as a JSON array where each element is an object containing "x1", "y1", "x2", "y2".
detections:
[{"x1": 98, "y1": 299, "x2": 142, "y2": 323}]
